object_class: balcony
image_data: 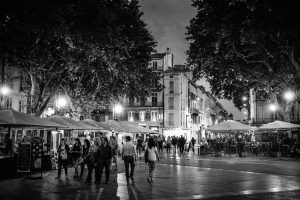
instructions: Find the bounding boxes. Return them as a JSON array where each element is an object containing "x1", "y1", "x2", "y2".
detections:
[{"x1": 124, "y1": 102, "x2": 163, "y2": 108}]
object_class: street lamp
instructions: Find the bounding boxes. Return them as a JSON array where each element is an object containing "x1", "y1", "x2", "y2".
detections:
[
  {"x1": 269, "y1": 104, "x2": 277, "y2": 112},
  {"x1": 0, "y1": 85, "x2": 10, "y2": 96},
  {"x1": 56, "y1": 96, "x2": 68, "y2": 108},
  {"x1": 242, "y1": 96, "x2": 248, "y2": 101},
  {"x1": 283, "y1": 91, "x2": 295, "y2": 102},
  {"x1": 113, "y1": 104, "x2": 123, "y2": 121}
]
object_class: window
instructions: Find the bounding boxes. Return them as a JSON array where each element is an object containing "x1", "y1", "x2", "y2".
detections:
[
  {"x1": 151, "y1": 111, "x2": 158, "y2": 122},
  {"x1": 152, "y1": 93, "x2": 157, "y2": 106},
  {"x1": 169, "y1": 113, "x2": 174, "y2": 126},
  {"x1": 128, "y1": 111, "x2": 134, "y2": 121},
  {"x1": 153, "y1": 61, "x2": 158, "y2": 70},
  {"x1": 168, "y1": 97, "x2": 174, "y2": 109},
  {"x1": 6, "y1": 99, "x2": 12, "y2": 109},
  {"x1": 19, "y1": 100, "x2": 25, "y2": 112},
  {"x1": 169, "y1": 81, "x2": 174, "y2": 93},
  {"x1": 139, "y1": 111, "x2": 145, "y2": 122},
  {"x1": 170, "y1": 75, "x2": 173, "y2": 78}
]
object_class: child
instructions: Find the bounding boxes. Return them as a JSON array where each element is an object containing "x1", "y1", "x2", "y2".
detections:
[{"x1": 145, "y1": 137, "x2": 160, "y2": 183}]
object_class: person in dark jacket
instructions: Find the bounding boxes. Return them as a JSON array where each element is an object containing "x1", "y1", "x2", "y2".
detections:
[
  {"x1": 55, "y1": 138, "x2": 70, "y2": 179},
  {"x1": 79, "y1": 139, "x2": 90, "y2": 180},
  {"x1": 94, "y1": 137, "x2": 112, "y2": 184},
  {"x1": 71, "y1": 138, "x2": 81, "y2": 179}
]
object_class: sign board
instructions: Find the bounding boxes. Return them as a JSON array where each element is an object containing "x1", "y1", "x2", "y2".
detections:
[
  {"x1": 17, "y1": 143, "x2": 31, "y2": 172},
  {"x1": 31, "y1": 137, "x2": 43, "y2": 170}
]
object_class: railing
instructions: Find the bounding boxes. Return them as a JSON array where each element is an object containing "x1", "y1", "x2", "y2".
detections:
[{"x1": 125, "y1": 102, "x2": 163, "y2": 107}]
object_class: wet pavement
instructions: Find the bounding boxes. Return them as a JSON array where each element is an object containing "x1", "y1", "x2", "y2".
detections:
[{"x1": 0, "y1": 152, "x2": 300, "y2": 200}]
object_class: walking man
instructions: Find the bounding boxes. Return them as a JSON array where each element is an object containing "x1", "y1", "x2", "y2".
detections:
[
  {"x1": 122, "y1": 136, "x2": 137, "y2": 183},
  {"x1": 95, "y1": 137, "x2": 112, "y2": 184}
]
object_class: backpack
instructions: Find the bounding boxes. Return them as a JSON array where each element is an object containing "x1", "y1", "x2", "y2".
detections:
[{"x1": 144, "y1": 148, "x2": 149, "y2": 163}]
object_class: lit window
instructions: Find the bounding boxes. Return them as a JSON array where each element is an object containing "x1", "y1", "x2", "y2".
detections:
[
  {"x1": 151, "y1": 111, "x2": 158, "y2": 122},
  {"x1": 128, "y1": 111, "x2": 134, "y2": 121},
  {"x1": 139, "y1": 111, "x2": 145, "y2": 122}
]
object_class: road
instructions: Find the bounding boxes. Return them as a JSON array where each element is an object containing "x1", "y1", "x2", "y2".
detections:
[{"x1": 0, "y1": 152, "x2": 299, "y2": 200}]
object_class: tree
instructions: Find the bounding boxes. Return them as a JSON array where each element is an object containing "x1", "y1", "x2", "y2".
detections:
[
  {"x1": 0, "y1": 0, "x2": 158, "y2": 117},
  {"x1": 187, "y1": 0, "x2": 300, "y2": 121}
]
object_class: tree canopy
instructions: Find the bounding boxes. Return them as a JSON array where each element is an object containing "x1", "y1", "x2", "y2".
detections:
[
  {"x1": 187, "y1": 0, "x2": 300, "y2": 121},
  {"x1": 0, "y1": 0, "x2": 158, "y2": 117}
]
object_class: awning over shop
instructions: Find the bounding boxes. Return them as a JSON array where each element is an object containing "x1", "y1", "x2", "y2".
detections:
[
  {"x1": 82, "y1": 119, "x2": 105, "y2": 130},
  {"x1": 46, "y1": 116, "x2": 98, "y2": 130},
  {"x1": 0, "y1": 109, "x2": 66, "y2": 128},
  {"x1": 258, "y1": 120, "x2": 300, "y2": 130},
  {"x1": 206, "y1": 120, "x2": 256, "y2": 132},
  {"x1": 120, "y1": 122, "x2": 158, "y2": 134}
]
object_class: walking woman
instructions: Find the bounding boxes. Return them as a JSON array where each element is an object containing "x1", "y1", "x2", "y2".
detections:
[
  {"x1": 145, "y1": 137, "x2": 160, "y2": 183},
  {"x1": 55, "y1": 138, "x2": 70, "y2": 179},
  {"x1": 71, "y1": 138, "x2": 81, "y2": 179},
  {"x1": 79, "y1": 139, "x2": 90, "y2": 180},
  {"x1": 95, "y1": 137, "x2": 112, "y2": 184}
]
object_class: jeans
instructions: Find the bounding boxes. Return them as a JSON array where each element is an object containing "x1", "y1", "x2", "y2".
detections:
[
  {"x1": 57, "y1": 158, "x2": 68, "y2": 176},
  {"x1": 124, "y1": 156, "x2": 135, "y2": 179},
  {"x1": 95, "y1": 159, "x2": 110, "y2": 183}
]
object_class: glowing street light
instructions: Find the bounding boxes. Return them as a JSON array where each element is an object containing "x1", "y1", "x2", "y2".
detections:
[
  {"x1": 269, "y1": 104, "x2": 277, "y2": 112},
  {"x1": 283, "y1": 91, "x2": 295, "y2": 102},
  {"x1": 57, "y1": 96, "x2": 68, "y2": 107},
  {"x1": 0, "y1": 85, "x2": 10, "y2": 96},
  {"x1": 242, "y1": 96, "x2": 248, "y2": 101},
  {"x1": 114, "y1": 104, "x2": 123, "y2": 114}
]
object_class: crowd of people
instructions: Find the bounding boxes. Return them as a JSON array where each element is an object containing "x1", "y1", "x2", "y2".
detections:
[{"x1": 55, "y1": 134, "x2": 161, "y2": 184}]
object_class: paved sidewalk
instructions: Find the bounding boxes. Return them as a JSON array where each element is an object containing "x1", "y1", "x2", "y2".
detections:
[{"x1": 0, "y1": 153, "x2": 300, "y2": 200}]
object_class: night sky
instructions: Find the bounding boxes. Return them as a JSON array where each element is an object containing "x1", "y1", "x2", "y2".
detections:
[{"x1": 139, "y1": 0, "x2": 244, "y2": 120}]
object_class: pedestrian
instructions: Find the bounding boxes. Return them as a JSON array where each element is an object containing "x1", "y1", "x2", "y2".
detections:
[
  {"x1": 166, "y1": 136, "x2": 171, "y2": 153},
  {"x1": 55, "y1": 138, "x2": 70, "y2": 179},
  {"x1": 85, "y1": 137, "x2": 100, "y2": 184},
  {"x1": 157, "y1": 137, "x2": 163, "y2": 153},
  {"x1": 187, "y1": 137, "x2": 196, "y2": 154},
  {"x1": 95, "y1": 137, "x2": 112, "y2": 184},
  {"x1": 79, "y1": 139, "x2": 90, "y2": 180},
  {"x1": 136, "y1": 136, "x2": 144, "y2": 159},
  {"x1": 171, "y1": 136, "x2": 178, "y2": 153},
  {"x1": 71, "y1": 138, "x2": 81, "y2": 179},
  {"x1": 110, "y1": 136, "x2": 119, "y2": 172},
  {"x1": 145, "y1": 137, "x2": 159, "y2": 183},
  {"x1": 121, "y1": 136, "x2": 137, "y2": 182}
]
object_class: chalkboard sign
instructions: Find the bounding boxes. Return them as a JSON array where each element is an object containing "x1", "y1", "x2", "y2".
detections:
[{"x1": 17, "y1": 143, "x2": 31, "y2": 172}]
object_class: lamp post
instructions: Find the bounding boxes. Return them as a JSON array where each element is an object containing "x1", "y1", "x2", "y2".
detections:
[
  {"x1": 269, "y1": 103, "x2": 277, "y2": 121},
  {"x1": 113, "y1": 104, "x2": 123, "y2": 121}
]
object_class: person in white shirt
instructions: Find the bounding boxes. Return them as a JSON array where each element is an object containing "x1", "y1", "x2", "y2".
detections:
[
  {"x1": 121, "y1": 136, "x2": 136, "y2": 182},
  {"x1": 145, "y1": 137, "x2": 159, "y2": 183}
]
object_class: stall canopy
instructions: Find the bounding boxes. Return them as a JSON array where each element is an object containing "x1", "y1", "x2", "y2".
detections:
[
  {"x1": 258, "y1": 120, "x2": 300, "y2": 130},
  {"x1": 0, "y1": 109, "x2": 66, "y2": 128},
  {"x1": 81, "y1": 119, "x2": 104, "y2": 130},
  {"x1": 98, "y1": 120, "x2": 133, "y2": 132},
  {"x1": 120, "y1": 122, "x2": 158, "y2": 134},
  {"x1": 206, "y1": 120, "x2": 256, "y2": 132},
  {"x1": 46, "y1": 116, "x2": 98, "y2": 130}
]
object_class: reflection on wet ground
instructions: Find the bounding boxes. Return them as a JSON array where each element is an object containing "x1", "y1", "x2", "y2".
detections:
[{"x1": 0, "y1": 153, "x2": 300, "y2": 200}]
